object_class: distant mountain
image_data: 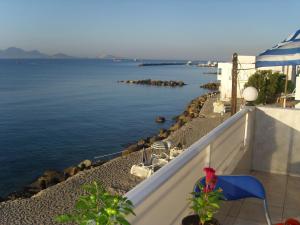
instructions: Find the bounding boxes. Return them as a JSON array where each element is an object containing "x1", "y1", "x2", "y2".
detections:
[
  {"x1": 0, "y1": 47, "x2": 48, "y2": 58},
  {"x1": 98, "y1": 54, "x2": 128, "y2": 60},
  {"x1": 0, "y1": 47, "x2": 74, "y2": 59}
]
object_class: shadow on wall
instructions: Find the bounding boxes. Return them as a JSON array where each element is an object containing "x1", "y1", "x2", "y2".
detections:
[{"x1": 252, "y1": 107, "x2": 300, "y2": 176}]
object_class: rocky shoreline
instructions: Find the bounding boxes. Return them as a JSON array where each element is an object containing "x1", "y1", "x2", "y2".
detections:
[
  {"x1": 0, "y1": 89, "x2": 218, "y2": 203},
  {"x1": 118, "y1": 79, "x2": 186, "y2": 87},
  {"x1": 3, "y1": 160, "x2": 94, "y2": 202}
]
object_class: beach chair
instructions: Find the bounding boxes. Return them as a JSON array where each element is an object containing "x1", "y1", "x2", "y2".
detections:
[
  {"x1": 169, "y1": 147, "x2": 184, "y2": 159},
  {"x1": 130, "y1": 149, "x2": 154, "y2": 179},
  {"x1": 152, "y1": 153, "x2": 169, "y2": 167},
  {"x1": 151, "y1": 140, "x2": 184, "y2": 160},
  {"x1": 194, "y1": 175, "x2": 272, "y2": 225},
  {"x1": 151, "y1": 140, "x2": 172, "y2": 151},
  {"x1": 130, "y1": 149, "x2": 169, "y2": 179},
  {"x1": 130, "y1": 163, "x2": 154, "y2": 179}
]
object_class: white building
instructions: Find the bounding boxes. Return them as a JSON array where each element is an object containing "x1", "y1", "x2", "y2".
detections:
[
  {"x1": 296, "y1": 76, "x2": 300, "y2": 102},
  {"x1": 217, "y1": 55, "x2": 298, "y2": 101}
]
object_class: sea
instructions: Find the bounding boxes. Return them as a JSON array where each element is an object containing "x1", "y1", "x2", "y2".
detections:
[{"x1": 0, "y1": 59, "x2": 217, "y2": 197}]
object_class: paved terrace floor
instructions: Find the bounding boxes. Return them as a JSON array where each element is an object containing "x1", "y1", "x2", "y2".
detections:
[{"x1": 215, "y1": 171, "x2": 300, "y2": 225}]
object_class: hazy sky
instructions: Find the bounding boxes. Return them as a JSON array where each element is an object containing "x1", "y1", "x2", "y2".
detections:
[{"x1": 0, "y1": 0, "x2": 299, "y2": 60}]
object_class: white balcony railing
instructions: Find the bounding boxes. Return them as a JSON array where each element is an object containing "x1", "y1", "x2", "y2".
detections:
[{"x1": 125, "y1": 108, "x2": 255, "y2": 225}]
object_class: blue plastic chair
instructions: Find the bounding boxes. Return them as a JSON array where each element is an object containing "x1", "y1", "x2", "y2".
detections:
[{"x1": 194, "y1": 175, "x2": 272, "y2": 225}]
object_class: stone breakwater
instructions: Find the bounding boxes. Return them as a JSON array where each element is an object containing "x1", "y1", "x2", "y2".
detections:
[
  {"x1": 1, "y1": 90, "x2": 219, "y2": 203},
  {"x1": 200, "y1": 82, "x2": 220, "y2": 90},
  {"x1": 138, "y1": 62, "x2": 186, "y2": 67},
  {"x1": 118, "y1": 79, "x2": 186, "y2": 87}
]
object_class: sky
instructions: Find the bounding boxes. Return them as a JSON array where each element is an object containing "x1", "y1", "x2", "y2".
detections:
[{"x1": 0, "y1": 0, "x2": 299, "y2": 60}]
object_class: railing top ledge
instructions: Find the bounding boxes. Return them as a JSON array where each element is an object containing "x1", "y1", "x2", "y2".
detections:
[{"x1": 125, "y1": 108, "x2": 251, "y2": 206}]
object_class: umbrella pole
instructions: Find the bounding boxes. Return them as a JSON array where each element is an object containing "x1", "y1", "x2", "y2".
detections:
[{"x1": 283, "y1": 66, "x2": 289, "y2": 108}]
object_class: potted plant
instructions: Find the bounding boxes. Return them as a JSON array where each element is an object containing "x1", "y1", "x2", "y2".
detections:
[
  {"x1": 55, "y1": 181, "x2": 135, "y2": 225},
  {"x1": 182, "y1": 167, "x2": 223, "y2": 225}
]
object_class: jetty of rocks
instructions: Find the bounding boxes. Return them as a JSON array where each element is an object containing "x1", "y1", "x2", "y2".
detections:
[
  {"x1": 200, "y1": 82, "x2": 220, "y2": 90},
  {"x1": 118, "y1": 79, "x2": 186, "y2": 87}
]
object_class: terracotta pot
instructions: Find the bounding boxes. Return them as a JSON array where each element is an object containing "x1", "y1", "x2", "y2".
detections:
[{"x1": 182, "y1": 215, "x2": 220, "y2": 225}]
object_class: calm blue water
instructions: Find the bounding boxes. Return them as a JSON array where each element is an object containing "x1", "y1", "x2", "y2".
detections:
[{"x1": 0, "y1": 59, "x2": 216, "y2": 196}]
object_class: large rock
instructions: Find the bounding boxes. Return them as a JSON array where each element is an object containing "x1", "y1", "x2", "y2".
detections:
[
  {"x1": 137, "y1": 139, "x2": 146, "y2": 148},
  {"x1": 124, "y1": 144, "x2": 140, "y2": 153},
  {"x1": 37, "y1": 170, "x2": 64, "y2": 190},
  {"x1": 170, "y1": 120, "x2": 184, "y2": 131},
  {"x1": 155, "y1": 116, "x2": 166, "y2": 123},
  {"x1": 78, "y1": 159, "x2": 92, "y2": 170},
  {"x1": 177, "y1": 115, "x2": 189, "y2": 124},
  {"x1": 64, "y1": 166, "x2": 79, "y2": 179},
  {"x1": 158, "y1": 129, "x2": 170, "y2": 139}
]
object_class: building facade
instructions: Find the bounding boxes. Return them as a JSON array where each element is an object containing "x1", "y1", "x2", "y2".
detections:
[{"x1": 217, "y1": 55, "x2": 298, "y2": 101}]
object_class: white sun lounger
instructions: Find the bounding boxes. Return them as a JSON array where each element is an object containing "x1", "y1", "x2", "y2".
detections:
[{"x1": 169, "y1": 147, "x2": 184, "y2": 159}]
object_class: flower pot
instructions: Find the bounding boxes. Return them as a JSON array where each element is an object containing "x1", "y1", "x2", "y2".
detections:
[{"x1": 182, "y1": 215, "x2": 220, "y2": 225}]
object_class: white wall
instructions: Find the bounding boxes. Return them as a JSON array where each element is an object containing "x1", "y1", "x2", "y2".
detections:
[
  {"x1": 218, "y1": 56, "x2": 256, "y2": 101},
  {"x1": 296, "y1": 76, "x2": 300, "y2": 101},
  {"x1": 252, "y1": 107, "x2": 300, "y2": 176}
]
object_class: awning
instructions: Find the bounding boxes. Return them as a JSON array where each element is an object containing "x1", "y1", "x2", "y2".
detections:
[{"x1": 256, "y1": 29, "x2": 300, "y2": 67}]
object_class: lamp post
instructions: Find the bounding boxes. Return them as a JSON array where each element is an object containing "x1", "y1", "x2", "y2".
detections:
[{"x1": 243, "y1": 86, "x2": 258, "y2": 106}]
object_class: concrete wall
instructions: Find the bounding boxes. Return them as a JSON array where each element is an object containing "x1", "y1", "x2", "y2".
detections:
[
  {"x1": 126, "y1": 109, "x2": 255, "y2": 225},
  {"x1": 252, "y1": 107, "x2": 300, "y2": 176}
]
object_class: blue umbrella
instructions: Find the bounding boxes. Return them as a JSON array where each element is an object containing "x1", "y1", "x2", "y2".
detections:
[
  {"x1": 256, "y1": 29, "x2": 300, "y2": 107},
  {"x1": 256, "y1": 29, "x2": 300, "y2": 67}
]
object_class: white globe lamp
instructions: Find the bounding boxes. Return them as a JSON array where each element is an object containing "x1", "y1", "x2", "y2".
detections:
[{"x1": 243, "y1": 86, "x2": 258, "y2": 105}]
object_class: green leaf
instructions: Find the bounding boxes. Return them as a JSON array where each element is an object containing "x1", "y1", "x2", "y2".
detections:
[
  {"x1": 55, "y1": 214, "x2": 73, "y2": 223},
  {"x1": 116, "y1": 216, "x2": 131, "y2": 225}
]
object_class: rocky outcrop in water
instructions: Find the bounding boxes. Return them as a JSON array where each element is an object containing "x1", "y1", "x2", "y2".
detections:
[
  {"x1": 118, "y1": 79, "x2": 186, "y2": 87},
  {"x1": 200, "y1": 82, "x2": 220, "y2": 90},
  {"x1": 155, "y1": 116, "x2": 166, "y2": 123}
]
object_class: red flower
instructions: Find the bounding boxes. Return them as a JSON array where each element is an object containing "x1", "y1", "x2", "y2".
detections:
[
  {"x1": 203, "y1": 186, "x2": 210, "y2": 193},
  {"x1": 285, "y1": 219, "x2": 300, "y2": 225},
  {"x1": 276, "y1": 218, "x2": 300, "y2": 225},
  {"x1": 203, "y1": 167, "x2": 218, "y2": 192}
]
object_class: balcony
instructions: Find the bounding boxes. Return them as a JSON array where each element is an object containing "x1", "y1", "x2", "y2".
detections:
[{"x1": 125, "y1": 106, "x2": 300, "y2": 225}]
